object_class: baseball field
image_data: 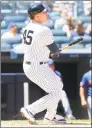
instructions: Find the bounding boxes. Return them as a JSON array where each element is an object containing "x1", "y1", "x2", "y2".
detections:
[{"x1": 1, "y1": 119, "x2": 91, "y2": 127}]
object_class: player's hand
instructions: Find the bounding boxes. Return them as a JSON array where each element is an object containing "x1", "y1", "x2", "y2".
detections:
[
  {"x1": 81, "y1": 99, "x2": 87, "y2": 109},
  {"x1": 49, "y1": 52, "x2": 60, "y2": 59}
]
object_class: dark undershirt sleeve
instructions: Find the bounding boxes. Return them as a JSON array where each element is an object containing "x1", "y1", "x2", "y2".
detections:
[{"x1": 46, "y1": 42, "x2": 59, "y2": 53}]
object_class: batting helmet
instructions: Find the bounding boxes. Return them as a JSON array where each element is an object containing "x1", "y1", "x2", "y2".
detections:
[{"x1": 28, "y1": 3, "x2": 46, "y2": 19}]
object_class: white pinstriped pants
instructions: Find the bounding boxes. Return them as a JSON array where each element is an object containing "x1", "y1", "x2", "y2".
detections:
[{"x1": 23, "y1": 62, "x2": 63, "y2": 120}]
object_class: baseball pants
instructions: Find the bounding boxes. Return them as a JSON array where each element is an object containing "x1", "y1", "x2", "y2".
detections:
[
  {"x1": 60, "y1": 90, "x2": 73, "y2": 116},
  {"x1": 87, "y1": 96, "x2": 92, "y2": 119},
  {"x1": 23, "y1": 62, "x2": 63, "y2": 120}
]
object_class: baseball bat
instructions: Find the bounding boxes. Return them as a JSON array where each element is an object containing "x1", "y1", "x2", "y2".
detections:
[{"x1": 59, "y1": 37, "x2": 83, "y2": 51}]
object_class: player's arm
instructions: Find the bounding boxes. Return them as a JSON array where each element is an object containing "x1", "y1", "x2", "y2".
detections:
[
  {"x1": 45, "y1": 28, "x2": 60, "y2": 59},
  {"x1": 79, "y1": 74, "x2": 87, "y2": 109},
  {"x1": 41, "y1": 28, "x2": 60, "y2": 59},
  {"x1": 47, "y1": 42, "x2": 60, "y2": 59},
  {"x1": 79, "y1": 86, "x2": 87, "y2": 106}
]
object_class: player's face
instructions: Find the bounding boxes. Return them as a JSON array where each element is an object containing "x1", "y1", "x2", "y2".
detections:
[
  {"x1": 35, "y1": 11, "x2": 48, "y2": 23},
  {"x1": 10, "y1": 26, "x2": 17, "y2": 33}
]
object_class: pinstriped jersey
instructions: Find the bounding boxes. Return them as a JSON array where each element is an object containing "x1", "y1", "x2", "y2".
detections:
[{"x1": 22, "y1": 21, "x2": 54, "y2": 62}]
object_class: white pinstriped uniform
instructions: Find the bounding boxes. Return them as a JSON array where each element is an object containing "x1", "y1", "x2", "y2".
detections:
[{"x1": 22, "y1": 21, "x2": 63, "y2": 120}]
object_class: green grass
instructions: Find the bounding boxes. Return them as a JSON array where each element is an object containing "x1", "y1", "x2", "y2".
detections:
[
  {"x1": 1, "y1": 120, "x2": 91, "y2": 128},
  {"x1": 1, "y1": 119, "x2": 91, "y2": 124}
]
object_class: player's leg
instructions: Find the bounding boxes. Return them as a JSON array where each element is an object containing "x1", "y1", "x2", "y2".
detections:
[
  {"x1": 21, "y1": 63, "x2": 63, "y2": 121},
  {"x1": 87, "y1": 96, "x2": 91, "y2": 119},
  {"x1": 60, "y1": 90, "x2": 75, "y2": 119}
]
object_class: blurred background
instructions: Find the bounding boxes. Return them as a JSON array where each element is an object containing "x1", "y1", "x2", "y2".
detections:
[{"x1": 1, "y1": 0, "x2": 91, "y2": 120}]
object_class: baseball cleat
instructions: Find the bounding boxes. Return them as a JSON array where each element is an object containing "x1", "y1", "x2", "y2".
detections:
[
  {"x1": 54, "y1": 118, "x2": 66, "y2": 124},
  {"x1": 44, "y1": 117, "x2": 66, "y2": 124},
  {"x1": 20, "y1": 108, "x2": 36, "y2": 124},
  {"x1": 65, "y1": 114, "x2": 76, "y2": 120},
  {"x1": 43, "y1": 118, "x2": 56, "y2": 124}
]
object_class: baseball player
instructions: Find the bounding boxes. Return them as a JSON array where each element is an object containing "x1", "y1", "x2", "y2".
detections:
[
  {"x1": 48, "y1": 59, "x2": 75, "y2": 119},
  {"x1": 20, "y1": 3, "x2": 64, "y2": 124},
  {"x1": 79, "y1": 58, "x2": 92, "y2": 119}
]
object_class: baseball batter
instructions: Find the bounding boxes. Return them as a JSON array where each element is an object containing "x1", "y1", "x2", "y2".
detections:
[{"x1": 20, "y1": 3, "x2": 63, "y2": 124}]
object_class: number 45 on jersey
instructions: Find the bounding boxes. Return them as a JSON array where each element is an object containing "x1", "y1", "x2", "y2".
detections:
[{"x1": 23, "y1": 30, "x2": 34, "y2": 45}]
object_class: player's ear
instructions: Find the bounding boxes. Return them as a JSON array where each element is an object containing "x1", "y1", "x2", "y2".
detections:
[
  {"x1": 37, "y1": 15, "x2": 40, "y2": 18},
  {"x1": 35, "y1": 14, "x2": 40, "y2": 19}
]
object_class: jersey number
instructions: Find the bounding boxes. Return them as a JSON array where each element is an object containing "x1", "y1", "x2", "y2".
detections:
[{"x1": 23, "y1": 30, "x2": 34, "y2": 45}]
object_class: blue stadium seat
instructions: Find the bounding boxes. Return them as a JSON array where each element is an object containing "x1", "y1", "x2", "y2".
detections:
[
  {"x1": 1, "y1": 42, "x2": 11, "y2": 51},
  {"x1": 48, "y1": 11, "x2": 60, "y2": 17},
  {"x1": 15, "y1": 1, "x2": 31, "y2": 14},
  {"x1": 15, "y1": 22, "x2": 26, "y2": 32},
  {"x1": 1, "y1": 29, "x2": 8, "y2": 35},
  {"x1": 43, "y1": 20, "x2": 54, "y2": 29},
  {"x1": 77, "y1": 8, "x2": 84, "y2": 16},
  {"x1": 1, "y1": 35, "x2": 22, "y2": 46},
  {"x1": 51, "y1": 16, "x2": 61, "y2": 23},
  {"x1": 12, "y1": 44, "x2": 19, "y2": 48},
  {"x1": 1, "y1": 21, "x2": 8, "y2": 29},
  {"x1": 16, "y1": 1, "x2": 31, "y2": 9},
  {"x1": 4, "y1": 15, "x2": 27, "y2": 22},
  {"x1": 78, "y1": 16, "x2": 91, "y2": 23},
  {"x1": 54, "y1": 36, "x2": 70, "y2": 48},
  {"x1": 72, "y1": 36, "x2": 91, "y2": 46},
  {"x1": 83, "y1": 23, "x2": 89, "y2": 30},
  {"x1": 1, "y1": 3, "x2": 12, "y2": 15},
  {"x1": 82, "y1": 36, "x2": 91, "y2": 45},
  {"x1": 51, "y1": 29, "x2": 67, "y2": 36}
]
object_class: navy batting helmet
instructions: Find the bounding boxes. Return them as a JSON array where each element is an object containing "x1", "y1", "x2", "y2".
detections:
[{"x1": 28, "y1": 3, "x2": 46, "y2": 19}]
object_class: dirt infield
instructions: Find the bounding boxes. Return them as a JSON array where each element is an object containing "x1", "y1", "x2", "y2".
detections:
[{"x1": 1, "y1": 120, "x2": 91, "y2": 127}]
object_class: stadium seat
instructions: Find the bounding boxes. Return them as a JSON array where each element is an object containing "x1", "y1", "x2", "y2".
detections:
[
  {"x1": 78, "y1": 16, "x2": 91, "y2": 23},
  {"x1": 54, "y1": 36, "x2": 70, "y2": 48},
  {"x1": 76, "y1": 1, "x2": 84, "y2": 16},
  {"x1": 1, "y1": 35, "x2": 22, "y2": 46},
  {"x1": 1, "y1": 2, "x2": 12, "y2": 15},
  {"x1": 4, "y1": 15, "x2": 27, "y2": 22},
  {"x1": 77, "y1": 8, "x2": 84, "y2": 16},
  {"x1": 15, "y1": 22, "x2": 26, "y2": 33},
  {"x1": 16, "y1": 1, "x2": 31, "y2": 10},
  {"x1": 1, "y1": 21, "x2": 8, "y2": 29},
  {"x1": 43, "y1": 20, "x2": 54, "y2": 29},
  {"x1": 1, "y1": 29, "x2": 8, "y2": 35},
  {"x1": 72, "y1": 36, "x2": 91, "y2": 46},
  {"x1": 51, "y1": 16, "x2": 61, "y2": 23},
  {"x1": 12, "y1": 44, "x2": 22, "y2": 48},
  {"x1": 51, "y1": 29, "x2": 67, "y2": 36},
  {"x1": 82, "y1": 36, "x2": 92, "y2": 45},
  {"x1": 48, "y1": 11, "x2": 60, "y2": 17},
  {"x1": 1, "y1": 42, "x2": 11, "y2": 51},
  {"x1": 83, "y1": 23, "x2": 89, "y2": 30},
  {"x1": 15, "y1": 1, "x2": 31, "y2": 14}
]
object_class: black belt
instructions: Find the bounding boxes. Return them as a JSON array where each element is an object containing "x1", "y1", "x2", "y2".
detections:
[{"x1": 25, "y1": 61, "x2": 47, "y2": 65}]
